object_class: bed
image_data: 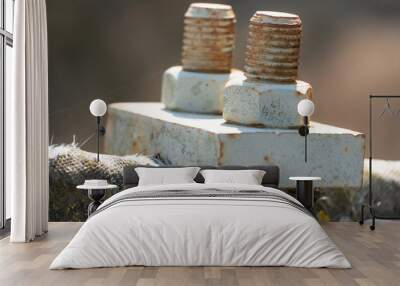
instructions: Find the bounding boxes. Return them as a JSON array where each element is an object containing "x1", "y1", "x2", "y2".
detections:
[{"x1": 50, "y1": 165, "x2": 350, "y2": 269}]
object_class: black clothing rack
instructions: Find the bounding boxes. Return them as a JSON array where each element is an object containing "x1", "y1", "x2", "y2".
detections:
[{"x1": 360, "y1": 95, "x2": 400, "y2": 230}]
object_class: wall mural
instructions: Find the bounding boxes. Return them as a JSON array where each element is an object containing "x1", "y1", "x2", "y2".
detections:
[{"x1": 47, "y1": 1, "x2": 400, "y2": 222}]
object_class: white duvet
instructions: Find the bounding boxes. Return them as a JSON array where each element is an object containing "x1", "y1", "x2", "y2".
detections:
[{"x1": 50, "y1": 183, "x2": 351, "y2": 269}]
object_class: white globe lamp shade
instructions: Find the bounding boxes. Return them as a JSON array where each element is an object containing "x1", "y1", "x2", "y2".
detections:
[
  {"x1": 297, "y1": 99, "x2": 315, "y2": 117},
  {"x1": 89, "y1": 99, "x2": 107, "y2": 117}
]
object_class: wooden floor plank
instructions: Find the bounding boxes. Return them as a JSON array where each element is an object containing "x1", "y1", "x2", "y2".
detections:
[{"x1": 0, "y1": 221, "x2": 399, "y2": 286}]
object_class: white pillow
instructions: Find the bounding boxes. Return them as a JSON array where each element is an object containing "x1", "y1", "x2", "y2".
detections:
[
  {"x1": 135, "y1": 167, "x2": 200, "y2": 186},
  {"x1": 200, "y1": 169, "x2": 266, "y2": 185}
]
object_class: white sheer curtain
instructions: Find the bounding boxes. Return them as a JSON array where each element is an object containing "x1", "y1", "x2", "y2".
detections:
[{"x1": 7, "y1": 0, "x2": 49, "y2": 242}]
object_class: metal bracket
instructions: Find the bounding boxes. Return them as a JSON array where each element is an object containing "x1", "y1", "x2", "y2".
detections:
[{"x1": 99, "y1": 126, "x2": 106, "y2": 136}]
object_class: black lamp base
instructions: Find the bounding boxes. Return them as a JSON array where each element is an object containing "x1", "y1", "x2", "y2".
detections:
[
  {"x1": 298, "y1": 125, "x2": 309, "y2": 137},
  {"x1": 96, "y1": 116, "x2": 106, "y2": 162},
  {"x1": 298, "y1": 116, "x2": 310, "y2": 162}
]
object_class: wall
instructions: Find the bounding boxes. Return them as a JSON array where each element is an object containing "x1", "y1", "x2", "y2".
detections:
[{"x1": 47, "y1": 0, "x2": 400, "y2": 159}]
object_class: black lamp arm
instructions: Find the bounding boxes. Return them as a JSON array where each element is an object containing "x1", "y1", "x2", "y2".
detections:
[
  {"x1": 96, "y1": 117, "x2": 106, "y2": 162},
  {"x1": 298, "y1": 116, "x2": 309, "y2": 137},
  {"x1": 298, "y1": 116, "x2": 309, "y2": 162}
]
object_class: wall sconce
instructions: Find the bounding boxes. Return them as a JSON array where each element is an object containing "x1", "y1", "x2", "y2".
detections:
[
  {"x1": 297, "y1": 99, "x2": 315, "y2": 162},
  {"x1": 89, "y1": 99, "x2": 107, "y2": 162}
]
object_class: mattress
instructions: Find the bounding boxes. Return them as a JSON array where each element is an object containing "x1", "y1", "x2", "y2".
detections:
[{"x1": 50, "y1": 183, "x2": 351, "y2": 269}]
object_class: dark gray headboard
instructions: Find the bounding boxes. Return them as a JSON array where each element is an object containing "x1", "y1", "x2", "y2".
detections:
[{"x1": 123, "y1": 165, "x2": 280, "y2": 189}]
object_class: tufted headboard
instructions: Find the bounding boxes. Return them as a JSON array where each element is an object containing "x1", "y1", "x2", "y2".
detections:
[{"x1": 123, "y1": 165, "x2": 280, "y2": 189}]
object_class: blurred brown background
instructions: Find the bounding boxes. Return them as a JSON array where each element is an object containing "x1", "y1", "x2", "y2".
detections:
[{"x1": 47, "y1": 0, "x2": 400, "y2": 159}]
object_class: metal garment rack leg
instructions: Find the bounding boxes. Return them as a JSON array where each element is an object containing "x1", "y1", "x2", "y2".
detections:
[{"x1": 359, "y1": 95, "x2": 400, "y2": 230}]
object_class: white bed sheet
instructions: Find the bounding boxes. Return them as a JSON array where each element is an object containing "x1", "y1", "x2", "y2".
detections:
[{"x1": 50, "y1": 183, "x2": 350, "y2": 269}]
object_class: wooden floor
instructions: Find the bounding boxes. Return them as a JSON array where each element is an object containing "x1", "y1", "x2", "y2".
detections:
[{"x1": 0, "y1": 222, "x2": 399, "y2": 286}]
